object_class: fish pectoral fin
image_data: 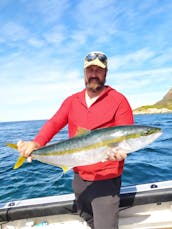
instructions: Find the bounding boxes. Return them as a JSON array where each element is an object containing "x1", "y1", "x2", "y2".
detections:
[
  {"x1": 60, "y1": 165, "x2": 72, "y2": 173},
  {"x1": 14, "y1": 156, "x2": 26, "y2": 169}
]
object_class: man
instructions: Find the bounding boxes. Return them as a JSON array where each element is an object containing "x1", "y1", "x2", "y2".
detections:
[{"x1": 18, "y1": 51, "x2": 134, "y2": 229}]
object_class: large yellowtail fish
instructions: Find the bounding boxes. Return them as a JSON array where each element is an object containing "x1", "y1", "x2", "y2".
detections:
[{"x1": 6, "y1": 125, "x2": 162, "y2": 172}]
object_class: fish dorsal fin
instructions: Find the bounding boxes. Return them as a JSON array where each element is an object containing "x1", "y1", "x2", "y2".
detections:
[{"x1": 75, "y1": 127, "x2": 90, "y2": 136}]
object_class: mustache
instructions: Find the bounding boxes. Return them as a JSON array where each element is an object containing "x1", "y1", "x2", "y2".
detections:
[{"x1": 88, "y1": 77, "x2": 100, "y2": 83}]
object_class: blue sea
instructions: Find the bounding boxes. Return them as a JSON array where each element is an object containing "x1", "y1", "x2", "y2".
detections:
[{"x1": 0, "y1": 114, "x2": 172, "y2": 204}]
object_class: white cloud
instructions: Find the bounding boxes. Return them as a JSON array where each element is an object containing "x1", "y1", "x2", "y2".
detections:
[
  {"x1": 150, "y1": 48, "x2": 172, "y2": 66},
  {"x1": 43, "y1": 25, "x2": 67, "y2": 46},
  {"x1": 1, "y1": 21, "x2": 29, "y2": 42},
  {"x1": 24, "y1": 0, "x2": 70, "y2": 24},
  {"x1": 109, "y1": 48, "x2": 155, "y2": 71},
  {"x1": 27, "y1": 38, "x2": 45, "y2": 48}
]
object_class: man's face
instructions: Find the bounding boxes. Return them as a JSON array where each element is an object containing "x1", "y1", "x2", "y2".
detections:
[{"x1": 84, "y1": 65, "x2": 107, "y2": 92}]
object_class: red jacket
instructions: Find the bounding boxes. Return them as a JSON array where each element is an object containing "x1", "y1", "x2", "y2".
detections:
[{"x1": 34, "y1": 86, "x2": 134, "y2": 181}]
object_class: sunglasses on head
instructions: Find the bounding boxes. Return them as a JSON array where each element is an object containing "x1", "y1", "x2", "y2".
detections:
[{"x1": 85, "y1": 52, "x2": 107, "y2": 64}]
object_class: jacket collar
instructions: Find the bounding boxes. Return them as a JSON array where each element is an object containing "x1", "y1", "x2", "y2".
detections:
[{"x1": 77, "y1": 86, "x2": 113, "y2": 106}]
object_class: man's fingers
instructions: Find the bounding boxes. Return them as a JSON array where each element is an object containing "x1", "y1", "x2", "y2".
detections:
[
  {"x1": 17, "y1": 141, "x2": 41, "y2": 158},
  {"x1": 114, "y1": 150, "x2": 127, "y2": 161},
  {"x1": 105, "y1": 148, "x2": 127, "y2": 161}
]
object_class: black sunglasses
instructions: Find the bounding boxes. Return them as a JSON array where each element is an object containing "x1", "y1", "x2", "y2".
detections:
[{"x1": 85, "y1": 52, "x2": 107, "y2": 64}]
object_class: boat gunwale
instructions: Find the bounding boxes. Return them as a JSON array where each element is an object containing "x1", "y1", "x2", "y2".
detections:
[{"x1": 0, "y1": 180, "x2": 172, "y2": 222}]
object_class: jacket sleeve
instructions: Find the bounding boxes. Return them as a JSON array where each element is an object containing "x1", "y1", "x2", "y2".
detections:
[
  {"x1": 33, "y1": 97, "x2": 72, "y2": 146},
  {"x1": 115, "y1": 95, "x2": 134, "y2": 126}
]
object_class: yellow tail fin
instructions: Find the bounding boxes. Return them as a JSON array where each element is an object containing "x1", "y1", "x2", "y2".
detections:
[
  {"x1": 6, "y1": 142, "x2": 26, "y2": 169},
  {"x1": 6, "y1": 142, "x2": 18, "y2": 150},
  {"x1": 14, "y1": 156, "x2": 26, "y2": 169}
]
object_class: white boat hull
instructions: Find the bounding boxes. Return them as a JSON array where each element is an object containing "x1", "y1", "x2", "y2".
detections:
[{"x1": 1, "y1": 180, "x2": 172, "y2": 228}]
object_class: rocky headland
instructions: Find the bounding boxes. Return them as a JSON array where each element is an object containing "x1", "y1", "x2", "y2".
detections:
[{"x1": 133, "y1": 88, "x2": 172, "y2": 114}]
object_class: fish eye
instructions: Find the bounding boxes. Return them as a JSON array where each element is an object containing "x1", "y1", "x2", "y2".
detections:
[
  {"x1": 143, "y1": 130, "x2": 150, "y2": 136},
  {"x1": 143, "y1": 129, "x2": 154, "y2": 136}
]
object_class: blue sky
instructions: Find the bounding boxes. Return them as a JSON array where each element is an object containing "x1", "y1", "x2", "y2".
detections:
[{"x1": 1, "y1": 0, "x2": 172, "y2": 122}]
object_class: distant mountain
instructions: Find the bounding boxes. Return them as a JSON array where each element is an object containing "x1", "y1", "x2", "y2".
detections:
[
  {"x1": 155, "y1": 88, "x2": 172, "y2": 107},
  {"x1": 133, "y1": 88, "x2": 172, "y2": 114}
]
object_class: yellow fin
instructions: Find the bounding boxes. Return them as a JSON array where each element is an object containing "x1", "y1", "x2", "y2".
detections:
[
  {"x1": 14, "y1": 156, "x2": 26, "y2": 169},
  {"x1": 6, "y1": 143, "x2": 26, "y2": 169},
  {"x1": 60, "y1": 165, "x2": 71, "y2": 173},
  {"x1": 6, "y1": 143, "x2": 18, "y2": 150},
  {"x1": 75, "y1": 127, "x2": 90, "y2": 136}
]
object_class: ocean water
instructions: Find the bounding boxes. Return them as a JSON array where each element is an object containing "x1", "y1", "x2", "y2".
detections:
[{"x1": 0, "y1": 114, "x2": 172, "y2": 204}]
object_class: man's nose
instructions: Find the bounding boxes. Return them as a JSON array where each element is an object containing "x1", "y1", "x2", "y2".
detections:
[{"x1": 90, "y1": 70, "x2": 97, "y2": 77}]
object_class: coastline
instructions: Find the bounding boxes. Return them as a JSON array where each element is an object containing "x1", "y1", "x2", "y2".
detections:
[{"x1": 133, "y1": 108, "x2": 172, "y2": 115}]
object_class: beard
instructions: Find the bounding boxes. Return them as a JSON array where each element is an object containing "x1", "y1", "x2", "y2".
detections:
[{"x1": 85, "y1": 77, "x2": 105, "y2": 92}]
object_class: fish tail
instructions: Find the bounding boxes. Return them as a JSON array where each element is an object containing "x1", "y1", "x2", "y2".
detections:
[
  {"x1": 6, "y1": 142, "x2": 18, "y2": 150},
  {"x1": 13, "y1": 156, "x2": 26, "y2": 169},
  {"x1": 6, "y1": 142, "x2": 26, "y2": 169}
]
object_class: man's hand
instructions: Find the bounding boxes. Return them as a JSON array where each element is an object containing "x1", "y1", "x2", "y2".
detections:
[
  {"x1": 104, "y1": 148, "x2": 127, "y2": 161},
  {"x1": 17, "y1": 140, "x2": 41, "y2": 162}
]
